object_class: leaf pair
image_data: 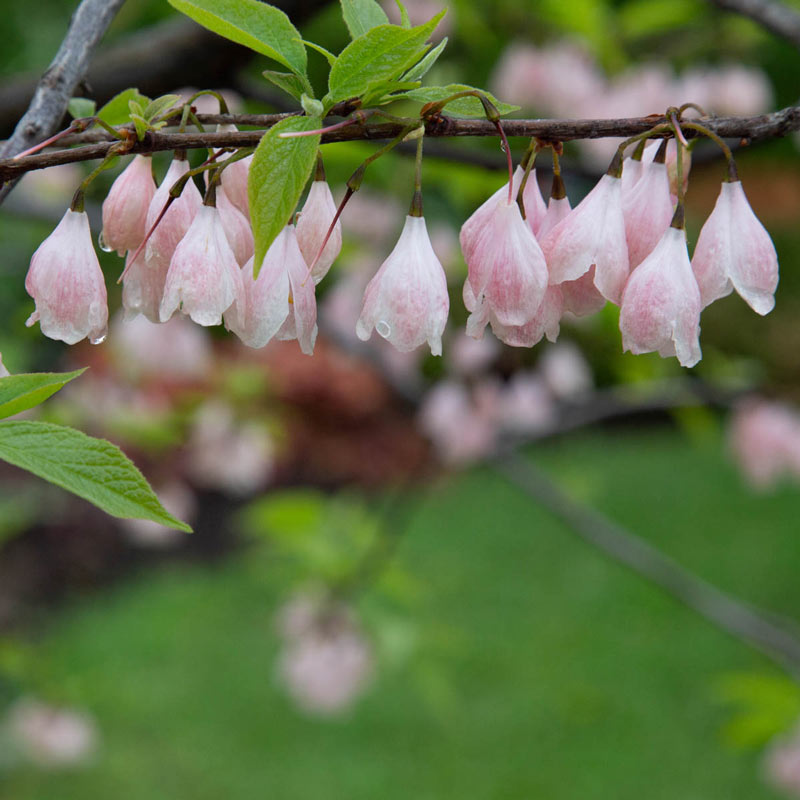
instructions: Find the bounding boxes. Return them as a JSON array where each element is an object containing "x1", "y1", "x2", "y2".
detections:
[{"x1": 0, "y1": 371, "x2": 191, "y2": 532}]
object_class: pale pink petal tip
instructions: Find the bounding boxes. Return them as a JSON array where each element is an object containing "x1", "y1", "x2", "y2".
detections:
[
  {"x1": 101, "y1": 155, "x2": 156, "y2": 256},
  {"x1": 25, "y1": 209, "x2": 108, "y2": 345},
  {"x1": 357, "y1": 215, "x2": 449, "y2": 356},
  {"x1": 619, "y1": 226, "x2": 702, "y2": 368},
  {"x1": 692, "y1": 179, "x2": 778, "y2": 315}
]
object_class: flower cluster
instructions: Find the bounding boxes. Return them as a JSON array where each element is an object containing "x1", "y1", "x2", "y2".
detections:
[{"x1": 23, "y1": 124, "x2": 778, "y2": 369}]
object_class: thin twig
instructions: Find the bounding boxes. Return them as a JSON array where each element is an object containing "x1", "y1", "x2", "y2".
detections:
[
  {"x1": 495, "y1": 453, "x2": 800, "y2": 675},
  {"x1": 707, "y1": 0, "x2": 800, "y2": 50},
  {"x1": 1, "y1": 105, "x2": 798, "y2": 183}
]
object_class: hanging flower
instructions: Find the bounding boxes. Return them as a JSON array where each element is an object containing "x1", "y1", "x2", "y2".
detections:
[
  {"x1": 121, "y1": 249, "x2": 165, "y2": 323},
  {"x1": 543, "y1": 160, "x2": 630, "y2": 304},
  {"x1": 357, "y1": 214, "x2": 449, "y2": 355},
  {"x1": 461, "y1": 197, "x2": 548, "y2": 340},
  {"x1": 145, "y1": 158, "x2": 202, "y2": 272},
  {"x1": 160, "y1": 205, "x2": 242, "y2": 326},
  {"x1": 101, "y1": 155, "x2": 155, "y2": 256},
  {"x1": 623, "y1": 142, "x2": 674, "y2": 269},
  {"x1": 691, "y1": 175, "x2": 779, "y2": 315},
  {"x1": 216, "y1": 185, "x2": 254, "y2": 267},
  {"x1": 25, "y1": 209, "x2": 108, "y2": 344},
  {"x1": 619, "y1": 223, "x2": 702, "y2": 367},
  {"x1": 296, "y1": 178, "x2": 343, "y2": 284}
]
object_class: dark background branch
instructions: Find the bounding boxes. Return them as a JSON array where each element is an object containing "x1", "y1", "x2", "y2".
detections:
[{"x1": 707, "y1": 0, "x2": 800, "y2": 50}]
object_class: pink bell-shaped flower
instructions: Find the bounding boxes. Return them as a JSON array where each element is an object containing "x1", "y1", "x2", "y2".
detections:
[
  {"x1": 357, "y1": 213, "x2": 449, "y2": 355},
  {"x1": 536, "y1": 174, "x2": 571, "y2": 241},
  {"x1": 623, "y1": 140, "x2": 674, "y2": 269},
  {"x1": 121, "y1": 249, "x2": 166, "y2": 323},
  {"x1": 619, "y1": 215, "x2": 702, "y2": 367},
  {"x1": 145, "y1": 158, "x2": 202, "y2": 272},
  {"x1": 25, "y1": 209, "x2": 108, "y2": 345},
  {"x1": 225, "y1": 253, "x2": 288, "y2": 349},
  {"x1": 275, "y1": 226, "x2": 318, "y2": 355},
  {"x1": 296, "y1": 171, "x2": 342, "y2": 284},
  {"x1": 543, "y1": 155, "x2": 630, "y2": 304},
  {"x1": 217, "y1": 185, "x2": 254, "y2": 267},
  {"x1": 227, "y1": 225, "x2": 317, "y2": 354},
  {"x1": 101, "y1": 155, "x2": 155, "y2": 256},
  {"x1": 460, "y1": 166, "x2": 524, "y2": 267},
  {"x1": 461, "y1": 196, "x2": 548, "y2": 339},
  {"x1": 221, "y1": 153, "x2": 252, "y2": 218},
  {"x1": 160, "y1": 204, "x2": 242, "y2": 326},
  {"x1": 539, "y1": 173, "x2": 606, "y2": 317},
  {"x1": 691, "y1": 170, "x2": 778, "y2": 315}
]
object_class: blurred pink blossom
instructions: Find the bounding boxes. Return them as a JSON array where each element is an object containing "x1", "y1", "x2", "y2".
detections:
[
  {"x1": 276, "y1": 595, "x2": 374, "y2": 715},
  {"x1": 539, "y1": 342, "x2": 593, "y2": 399},
  {"x1": 187, "y1": 401, "x2": 274, "y2": 495},
  {"x1": 765, "y1": 727, "x2": 800, "y2": 797},
  {"x1": 5, "y1": 698, "x2": 98, "y2": 768},
  {"x1": 729, "y1": 399, "x2": 800, "y2": 490}
]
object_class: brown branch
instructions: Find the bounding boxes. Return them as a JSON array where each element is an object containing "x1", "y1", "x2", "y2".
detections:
[
  {"x1": 2, "y1": 105, "x2": 799, "y2": 183},
  {"x1": 707, "y1": 0, "x2": 800, "y2": 50}
]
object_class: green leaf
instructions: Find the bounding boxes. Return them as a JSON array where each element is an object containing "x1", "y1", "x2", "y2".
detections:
[
  {"x1": 262, "y1": 70, "x2": 307, "y2": 101},
  {"x1": 67, "y1": 97, "x2": 96, "y2": 119},
  {"x1": 130, "y1": 112, "x2": 148, "y2": 141},
  {"x1": 0, "y1": 369, "x2": 85, "y2": 420},
  {"x1": 362, "y1": 79, "x2": 421, "y2": 106},
  {"x1": 394, "y1": 0, "x2": 411, "y2": 27},
  {"x1": 301, "y1": 39, "x2": 337, "y2": 67},
  {"x1": 326, "y1": 13, "x2": 444, "y2": 105},
  {"x1": 398, "y1": 84, "x2": 520, "y2": 117},
  {"x1": 143, "y1": 94, "x2": 182, "y2": 123},
  {"x1": 339, "y1": 0, "x2": 389, "y2": 38},
  {"x1": 97, "y1": 89, "x2": 150, "y2": 126},
  {"x1": 401, "y1": 36, "x2": 447, "y2": 82},
  {"x1": 167, "y1": 0, "x2": 308, "y2": 77},
  {"x1": 249, "y1": 115, "x2": 321, "y2": 276},
  {"x1": 0, "y1": 421, "x2": 191, "y2": 531}
]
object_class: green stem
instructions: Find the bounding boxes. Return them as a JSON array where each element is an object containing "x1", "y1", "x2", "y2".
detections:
[{"x1": 410, "y1": 136, "x2": 423, "y2": 217}]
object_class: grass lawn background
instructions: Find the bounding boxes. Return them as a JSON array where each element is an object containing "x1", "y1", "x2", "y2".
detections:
[{"x1": 2, "y1": 426, "x2": 796, "y2": 799}]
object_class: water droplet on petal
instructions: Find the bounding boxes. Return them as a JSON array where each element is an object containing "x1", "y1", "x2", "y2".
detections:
[
  {"x1": 89, "y1": 333, "x2": 107, "y2": 345},
  {"x1": 499, "y1": 141, "x2": 507, "y2": 153},
  {"x1": 98, "y1": 231, "x2": 113, "y2": 253},
  {"x1": 376, "y1": 320, "x2": 391, "y2": 339}
]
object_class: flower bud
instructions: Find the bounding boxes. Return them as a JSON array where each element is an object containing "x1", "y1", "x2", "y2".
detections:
[
  {"x1": 357, "y1": 215, "x2": 449, "y2": 355},
  {"x1": 619, "y1": 226, "x2": 701, "y2": 367},
  {"x1": 296, "y1": 179, "x2": 343, "y2": 284},
  {"x1": 101, "y1": 155, "x2": 156, "y2": 256},
  {"x1": 25, "y1": 209, "x2": 108, "y2": 344},
  {"x1": 160, "y1": 205, "x2": 242, "y2": 326},
  {"x1": 691, "y1": 179, "x2": 779, "y2": 315}
]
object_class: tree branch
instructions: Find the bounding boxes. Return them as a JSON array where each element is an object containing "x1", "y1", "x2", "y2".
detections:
[
  {"x1": 2, "y1": 105, "x2": 798, "y2": 183},
  {"x1": 707, "y1": 0, "x2": 800, "y2": 50},
  {"x1": 0, "y1": 0, "x2": 126, "y2": 161}
]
